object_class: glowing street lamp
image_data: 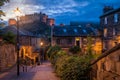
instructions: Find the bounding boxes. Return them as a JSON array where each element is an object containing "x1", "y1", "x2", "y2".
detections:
[
  {"x1": 40, "y1": 42, "x2": 43, "y2": 47},
  {"x1": 14, "y1": 7, "x2": 21, "y2": 76}
]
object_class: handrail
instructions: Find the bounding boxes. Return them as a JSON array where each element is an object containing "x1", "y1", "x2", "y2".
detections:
[{"x1": 90, "y1": 43, "x2": 120, "y2": 66}]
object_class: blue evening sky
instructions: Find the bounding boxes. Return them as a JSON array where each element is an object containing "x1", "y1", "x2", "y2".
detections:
[{"x1": 1, "y1": 0, "x2": 120, "y2": 25}]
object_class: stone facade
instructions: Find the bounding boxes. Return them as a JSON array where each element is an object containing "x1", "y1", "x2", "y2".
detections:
[
  {"x1": 0, "y1": 44, "x2": 16, "y2": 72},
  {"x1": 19, "y1": 36, "x2": 41, "y2": 65},
  {"x1": 53, "y1": 36, "x2": 102, "y2": 54},
  {"x1": 91, "y1": 45, "x2": 120, "y2": 80},
  {"x1": 100, "y1": 7, "x2": 120, "y2": 50}
]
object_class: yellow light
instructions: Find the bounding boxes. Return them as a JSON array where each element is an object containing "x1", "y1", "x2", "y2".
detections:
[
  {"x1": 76, "y1": 37, "x2": 80, "y2": 41},
  {"x1": 40, "y1": 42, "x2": 43, "y2": 46},
  {"x1": 14, "y1": 7, "x2": 21, "y2": 17}
]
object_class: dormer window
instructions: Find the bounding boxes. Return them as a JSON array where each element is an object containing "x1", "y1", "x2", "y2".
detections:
[
  {"x1": 74, "y1": 29, "x2": 77, "y2": 33},
  {"x1": 104, "y1": 17, "x2": 107, "y2": 24},
  {"x1": 83, "y1": 29, "x2": 87, "y2": 33},
  {"x1": 63, "y1": 29, "x2": 67, "y2": 33},
  {"x1": 114, "y1": 14, "x2": 118, "y2": 23}
]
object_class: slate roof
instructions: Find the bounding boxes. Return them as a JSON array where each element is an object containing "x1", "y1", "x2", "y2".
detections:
[
  {"x1": 1, "y1": 26, "x2": 37, "y2": 37},
  {"x1": 53, "y1": 26, "x2": 99, "y2": 37},
  {"x1": 100, "y1": 8, "x2": 120, "y2": 18}
]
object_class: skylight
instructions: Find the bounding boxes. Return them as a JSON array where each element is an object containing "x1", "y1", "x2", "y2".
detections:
[
  {"x1": 63, "y1": 29, "x2": 67, "y2": 32},
  {"x1": 74, "y1": 29, "x2": 77, "y2": 33},
  {"x1": 83, "y1": 29, "x2": 87, "y2": 33}
]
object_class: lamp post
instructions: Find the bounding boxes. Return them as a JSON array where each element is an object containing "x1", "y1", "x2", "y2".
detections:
[
  {"x1": 14, "y1": 7, "x2": 21, "y2": 76},
  {"x1": 40, "y1": 42, "x2": 44, "y2": 63}
]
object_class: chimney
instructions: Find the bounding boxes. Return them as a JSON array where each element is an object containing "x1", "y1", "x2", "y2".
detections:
[
  {"x1": 60, "y1": 23, "x2": 64, "y2": 26},
  {"x1": 103, "y1": 6, "x2": 114, "y2": 13},
  {"x1": 8, "y1": 19, "x2": 17, "y2": 26}
]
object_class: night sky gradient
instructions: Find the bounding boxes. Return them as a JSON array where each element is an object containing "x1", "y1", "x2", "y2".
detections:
[{"x1": 1, "y1": 0, "x2": 120, "y2": 24}]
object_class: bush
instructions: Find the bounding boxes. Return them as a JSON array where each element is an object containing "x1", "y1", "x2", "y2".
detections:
[
  {"x1": 69, "y1": 46, "x2": 81, "y2": 54},
  {"x1": 55, "y1": 55, "x2": 91, "y2": 80},
  {"x1": 3, "y1": 31, "x2": 16, "y2": 44},
  {"x1": 47, "y1": 45, "x2": 61, "y2": 58},
  {"x1": 50, "y1": 50, "x2": 67, "y2": 65}
]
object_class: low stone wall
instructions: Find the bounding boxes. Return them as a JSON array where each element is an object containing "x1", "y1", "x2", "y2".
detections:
[
  {"x1": 0, "y1": 44, "x2": 16, "y2": 72},
  {"x1": 91, "y1": 44, "x2": 120, "y2": 80}
]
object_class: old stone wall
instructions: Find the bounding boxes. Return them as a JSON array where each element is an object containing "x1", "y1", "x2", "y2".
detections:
[
  {"x1": 91, "y1": 46, "x2": 120, "y2": 80},
  {"x1": 0, "y1": 44, "x2": 16, "y2": 72}
]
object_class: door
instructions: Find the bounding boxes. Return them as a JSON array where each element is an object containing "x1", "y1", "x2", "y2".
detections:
[{"x1": 76, "y1": 41, "x2": 80, "y2": 46}]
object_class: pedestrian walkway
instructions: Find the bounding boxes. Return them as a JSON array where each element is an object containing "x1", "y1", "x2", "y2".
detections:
[{"x1": 0, "y1": 61, "x2": 60, "y2": 80}]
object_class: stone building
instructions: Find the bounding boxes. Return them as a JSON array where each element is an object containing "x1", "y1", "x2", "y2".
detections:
[
  {"x1": 9, "y1": 12, "x2": 55, "y2": 27},
  {"x1": 2, "y1": 26, "x2": 41, "y2": 65},
  {"x1": 0, "y1": 44, "x2": 16, "y2": 72},
  {"x1": 52, "y1": 25, "x2": 102, "y2": 54},
  {"x1": 47, "y1": 18, "x2": 55, "y2": 26},
  {"x1": 100, "y1": 6, "x2": 120, "y2": 50}
]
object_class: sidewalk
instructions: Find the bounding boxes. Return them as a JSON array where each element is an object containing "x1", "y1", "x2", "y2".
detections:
[{"x1": 0, "y1": 61, "x2": 60, "y2": 80}]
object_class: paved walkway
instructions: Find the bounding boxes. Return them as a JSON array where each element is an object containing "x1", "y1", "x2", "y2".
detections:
[{"x1": 0, "y1": 61, "x2": 60, "y2": 80}]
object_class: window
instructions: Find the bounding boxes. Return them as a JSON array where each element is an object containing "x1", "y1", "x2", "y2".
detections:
[
  {"x1": 113, "y1": 28, "x2": 116, "y2": 36},
  {"x1": 104, "y1": 28, "x2": 107, "y2": 37},
  {"x1": 63, "y1": 29, "x2": 67, "y2": 33},
  {"x1": 104, "y1": 17, "x2": 107, "y2": 24},
  {"x1": 114, "y1": 14, "x2": 118, "y2": 23},
  {"x1": 56, "y1": 39, "x2": 60, "y2": 44},
  {"x1": 83, "y1": 29, "x2": 87, "y2": 33},
  {"x1": 67, "y1": 38, "x2": 72, "y2": 44},
  {"x1": 74, "y1": 29, "x2": 77, "y2": 33}
]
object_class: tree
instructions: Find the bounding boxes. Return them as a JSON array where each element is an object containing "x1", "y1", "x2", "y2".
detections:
[
  {"x1": 86, "y1": 36, "x2": 93, "y2": 55},
  {"x1": 0, "y1": 0, "x2": 9, "y2": 17},
  {"x1": 3, "y1": 31, "x2": 16, "y2": 44}
]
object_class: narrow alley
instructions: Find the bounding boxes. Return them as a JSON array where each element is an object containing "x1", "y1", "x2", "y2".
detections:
[{"x1": 0, "y1": 61, "x2": 60, "y2": 80}]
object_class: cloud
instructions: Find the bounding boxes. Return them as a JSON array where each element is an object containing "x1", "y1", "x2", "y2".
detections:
[{"x1": 1, "y1": 0, "x2": 120, "y2": 24}]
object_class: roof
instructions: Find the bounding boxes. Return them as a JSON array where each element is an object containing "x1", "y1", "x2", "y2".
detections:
[
  {"x1": 1, "y1": 26, "x2": 37, "y2": 37},
  {"x1": 100, "y1": 8, "x2": 120, "y2": 18},
  {"x1": 53, "y1": 26, "x2": 99, "y2": 37}
]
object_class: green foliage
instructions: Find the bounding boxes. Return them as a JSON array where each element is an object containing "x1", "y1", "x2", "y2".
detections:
[
  {"x1": 55, "y1": 55, "x2": 91, "y2": 80},
  {"x1": 3, "y1": 31, "x2": 16, "y2": 44},
  {"x1": 0, "y1": 0, "x2": 9, "y2": 6},
  {"x1": 86, "y1": 36, "x2": 92, "y2": 55},
  {"x1": 0, "y1": 0, "x2": 9, "y2": 17},
  {"x1": 50, "y1": 50, "x2": 67, "y2": 65},
  {"x1": 69, "y1": 46, "x2": 81, "y2": 54},
  {"x1": 47, "y1": 45, "x2": 61, "y2": 58}
]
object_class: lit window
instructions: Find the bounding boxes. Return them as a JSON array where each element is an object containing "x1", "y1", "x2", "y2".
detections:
[
  {"x1": 114, "y1": 14, "x2": 118, "y2": 23},
  {"x1": 104, "y1": 28, "x2": 107, "y2": 37},
  {"x1": 104, "y1": 17, "x2": 107, "y2": 24}
]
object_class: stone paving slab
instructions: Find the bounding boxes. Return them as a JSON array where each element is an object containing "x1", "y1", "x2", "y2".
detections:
[{"x1": 0, "y1": 61, "x2": 60, "y2": 80}]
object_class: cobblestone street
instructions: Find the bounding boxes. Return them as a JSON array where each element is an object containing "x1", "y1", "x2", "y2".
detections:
[{"x1": 0, "y1": 61, "x2": 60, "y2": 80}]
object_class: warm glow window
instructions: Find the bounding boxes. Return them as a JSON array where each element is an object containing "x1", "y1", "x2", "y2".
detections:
[{"x1": 104, "y1": 28, "x2": 107, "y2": 37}]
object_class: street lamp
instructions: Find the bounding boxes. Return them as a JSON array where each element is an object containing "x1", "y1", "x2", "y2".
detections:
[
  {"x1": 40, "y1": 41, "x2": 44, "y2": 63},
  {"x1": 40, "y1": 42, "x2": 43, "y2": 47},
  {"x1": 14, "y1": 7, "x2": 21, "y2": 76}
]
